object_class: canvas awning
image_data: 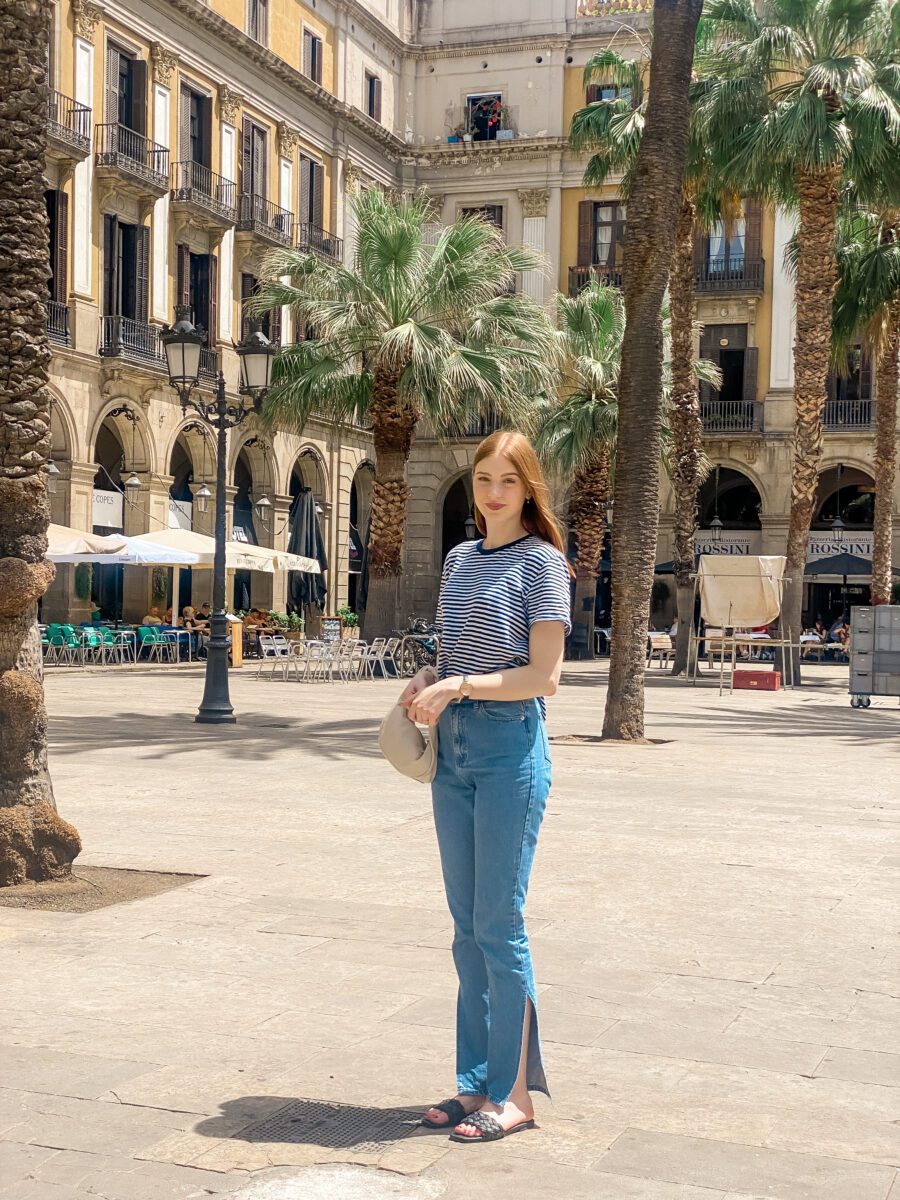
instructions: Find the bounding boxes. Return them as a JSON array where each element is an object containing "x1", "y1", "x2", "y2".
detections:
[
  {"x1": 130, "y1": 528, "x2": 319, "y2": 574},
  {"x1": 47, "y1": 523, "x2": 127, "y2": 561},
  {"x1": 697, "y1": 555, "x2": 786, "y2": 628}
]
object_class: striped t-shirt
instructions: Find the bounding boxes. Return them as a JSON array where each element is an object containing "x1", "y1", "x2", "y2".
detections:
[{"x1": 436, "y1": 534, "x2": 572, "y2": 715}]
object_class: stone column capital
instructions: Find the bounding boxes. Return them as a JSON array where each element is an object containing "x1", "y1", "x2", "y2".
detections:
[
  {"x1": 518, "y1": 188, "x2": 550, "y2": 218},
  {"x1": 72, "y1": 0, "x2": 103, "y2": 43}
]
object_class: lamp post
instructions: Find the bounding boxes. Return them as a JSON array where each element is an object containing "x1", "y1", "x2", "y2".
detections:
[{"x1": 161, "y1": 307, "x2": 275, "y2": 724}]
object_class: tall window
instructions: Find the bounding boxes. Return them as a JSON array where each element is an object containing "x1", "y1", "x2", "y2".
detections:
[
  {"x1": 103, "y1": 215, "x2": 149, "y2": 323},
  {"x1": 708, "y1": 214, "x2": 746, "y2": 269},
  {"x1": 241, "y1": 118, "x2": 268, "y2": 197},
  {"x1": 240, "y1": 273, "x2": 280, "y2": 343},
  {"x1": 45, "y1": 190, "x2": 68, "y2": 303},
  {"x1": 299, "y1": 154, "x2": 324, "y2": 228},
  {"x1": 365, "y1": 72, "x2": 382, "y2": 122},
  {"x1": 248, "y1": 0, "x2": 268, "y2": 44},
  {"x1": 179, "y1": 84, "x2": 211, "y2": 167},
  {"x1": 303, "y1": 29, "x2": 323, "y2": 84},
  {"x1": 106, "y1": 45, "x2": 146, "y2": 132},
  {"x1": 586, "y1": 83, "x2": 630, "y2": 103},
  {"x1": 594, "y1": 202, "x2": 626, "y2": 268},
  {"x1": 466, "y1": 93, "x2": 503, "y2": 142},
  {"x1": 460, "y1": 205, "x2": 503, "y2": 229}
]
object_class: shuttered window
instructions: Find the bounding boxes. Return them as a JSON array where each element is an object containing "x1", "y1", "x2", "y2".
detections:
[
  {"x1": 299, "y1": 155, "x2": 324, "y2": 228},
  {"x1": 180, "y1": 84, "x2": 211, "y2": 166},
  {"x1": 365, "y1": 72, "x2": 382, "y2": 122},
  {"x1": 46, "y1": 190, "x2": 68, "y2": 303},
  {"x1": 241, "y1": 117, "x2": 268, "y2": 197},
  {"x1": 103, "y1": 215, "x2": 145, "y2": 321},
  {"x1": 107, "y1": 46, "x2": 145, "y2": 133},
  {"x1": 248, "y1": 0, "x2": 268, "y2": 44},
  {"x1": 303, "y1": 29, "x2": 323, "y2": 84}
]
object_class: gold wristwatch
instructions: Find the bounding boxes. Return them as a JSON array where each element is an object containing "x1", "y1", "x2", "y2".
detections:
[{"x1": 457, "y1": 674, "x2": 473, "y2": 702}]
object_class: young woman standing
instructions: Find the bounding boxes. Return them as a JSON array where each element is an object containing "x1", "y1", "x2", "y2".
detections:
[{"x1": 401, "y1": 430, "x2": 573, "y2": 1144}]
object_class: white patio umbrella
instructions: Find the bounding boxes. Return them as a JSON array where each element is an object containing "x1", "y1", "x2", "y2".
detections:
[
  {"x1": 47, "y1": 523, "x2": 127, "y2": 561},
  {"x1": 130, "y1": 528, "x2": 320, "y2": 573}
]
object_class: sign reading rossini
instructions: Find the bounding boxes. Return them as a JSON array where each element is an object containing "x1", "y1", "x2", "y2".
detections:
[{"x1": 692, "y1": 530, "x2": 873, "y2": 563}]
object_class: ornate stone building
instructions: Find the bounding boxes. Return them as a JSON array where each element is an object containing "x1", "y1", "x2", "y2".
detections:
[{"x1": 44, "y1": 0, "x2": 892, "y2": 626}]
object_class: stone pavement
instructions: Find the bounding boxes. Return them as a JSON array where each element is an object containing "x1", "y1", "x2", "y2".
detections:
[{"x1": 1, "y1": 661, "x2": 899, "y2": 1199}]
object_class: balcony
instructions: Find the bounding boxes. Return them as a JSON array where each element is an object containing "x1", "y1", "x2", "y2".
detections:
[
  {"x1": 446, "y1": 413, "x2": 504, "y2": 439},
  {"x1": 95, "y1": 123, "x2": 169, "y2": 200},
  {"x1": 296, "y1": 222, "x2": 343, "y2": 264},
  {"x1": 701, "y1": 399, "x2": 762, "y2": 434},
  {"x1": 47, "y1": 301, "x2": 70, "y2": 346},
  {"x1": 46, "y1": 90, "x2": 90, "y2": 162},
  {"x1": 568, "y1": 264, "x2": 625, "y2": 296},
  {"x1": 824, "y1": 398, "x2": 873, "y2": 430},
  {"x1": 236, "y1": 193, "x2": 292, "y2": 248},
  {"x1": 695, "y1": 256, "x2": 765, "y2": 293},
  {"x1": 99, "y1": 315, "x2": 164, "y2": 366},
  {"x1": 170, "y1": 162, "x2": 237, "y2": 231},
  {"x1": 199, "y1": 347, "x2": 220, "y2": 382}
]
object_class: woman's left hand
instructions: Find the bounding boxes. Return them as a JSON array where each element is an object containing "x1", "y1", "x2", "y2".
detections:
[{"x1": 408, "y1": 678, "x2": 459, "y2": 727}]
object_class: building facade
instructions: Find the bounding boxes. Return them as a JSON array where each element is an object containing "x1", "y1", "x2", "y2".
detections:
[{"x1": 44, "y1": 0, "x2": 894, "y2": 627}]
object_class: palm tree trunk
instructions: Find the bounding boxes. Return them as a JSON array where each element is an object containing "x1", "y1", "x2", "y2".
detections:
[
  {"x1": 361, "y1": 365, "x2": 418, "y2": 640},
  {"x1": 871, "y1": 296, "x2": 900, "y2": 605},
  {"x1": 780, "y1": 167, "x2": 842, "y2": 678},
  {"x1": 669, "y1": 193, "x2": 706, "y2": 675},
  {"x1": 569, "y1": 445, "x2": 610, "y2": 660},
  {"x1": 0, "y1": 0, "x2": 81, "y2": 886},
  {"x1": 602, "y1": 0, "x2": 703, "y2": 741}
]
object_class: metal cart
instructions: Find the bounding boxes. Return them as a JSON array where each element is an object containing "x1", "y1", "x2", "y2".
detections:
[{"x1": 849, "y1": 606, "x2": 900, "y2": 708}]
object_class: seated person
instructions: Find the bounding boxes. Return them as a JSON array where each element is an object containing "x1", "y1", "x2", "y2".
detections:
[
  {"x1": 163, "y1": 606, "x2": 173, "y2": 626},
  {"x1": 181, "y1": 606, "x2": 209, "y2": 655},
  {"x1": 197, "y1": 601, "x2": 212, "y2": 627},
  {"x1": 827, "y1": 615, "x2": 849, "y2": 644},
  {"x1": 142, "y1": 606, "x2": 163, "y2": 626}
]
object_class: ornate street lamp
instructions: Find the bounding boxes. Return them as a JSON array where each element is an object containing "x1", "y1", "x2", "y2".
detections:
[
  {"x1": 464, "y1": 513, "x2": 478, "y2": 540},
  {"x1": 161, "y1": 306, "x2": 276, "y2": 724},
  {"x1": 46, "y1": 456, "x2": 60, "y2": 494},
  {"x1": 194, "y1": 482, "x2": 212, "y2": 515}
]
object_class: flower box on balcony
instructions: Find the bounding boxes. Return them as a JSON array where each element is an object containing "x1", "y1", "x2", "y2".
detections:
[{"x1": 496, "y1": 129, "x2": 515, "y2": 141}]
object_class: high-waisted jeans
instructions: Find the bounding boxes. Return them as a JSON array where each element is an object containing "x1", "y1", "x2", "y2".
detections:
[{"x1": 430, "y1": 697, "x2": 551, "y2": 1105}]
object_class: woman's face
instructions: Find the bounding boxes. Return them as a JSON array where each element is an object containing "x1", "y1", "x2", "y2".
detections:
[{"x1": 473, "y1": 452, "x2": 528, "y2": 520}]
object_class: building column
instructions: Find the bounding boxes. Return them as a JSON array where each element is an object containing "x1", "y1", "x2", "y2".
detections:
[
  {"x1": 71, "y1": 25, "x2": 95, "y2": 353},
  {"x1": 769, "y1": 207, "x2": 796, "y2": 394},
  {"x1": 270, "y1": 493, "x2": 292, "y2": 613},
  {"x1": 217, "y1": 86, "x2": 243, "y2": 344},
  {"x1": 151, "y1": 47, "x2": 175, "y2": 321},
  {"x1": 278, "y1": 132, "x2": 295, "y2": 343},
  {"x1": 518, "y1": 189, "x2": 550, "y2": 302}
]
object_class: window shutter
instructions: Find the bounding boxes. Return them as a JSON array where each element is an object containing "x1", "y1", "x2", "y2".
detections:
[
  {"x1": 176, "y1": 243, "x2": 190, "y2": 309},
  {"x1": 240, "y1": 272, "x2": 254, "y2": 339},
  {"x1": 208, "y1": 254, "x2": 218, "y2": 345},
  {"x1": 106, "y1": 45, "x2": 121, "y2": 124},
  {"x1": 103, "y1": 214, "x2": 119, "y2": 314},
  {"x1": 586, "y1": 84, "x2": 602, "y2": 104},
  {"x1": 744, "y1": 200, "x2": 762, "y2": 261},
  {"x1": 135, "y1": 224, "x2": 150, "y2": 324},
  {"x1": 860, "y1": 352, "x2": 872, "y2": 401},
  {"x1": 311, "y1": 161, "x2": 324, "y2": 228},
  {"x1": 253, "y1": 125, "x2": 266, "y2": 198},
  {"x1": 373, "y1": 76, "x2": 382, "y2": 123},
  {"x1": 303, "y1": 29, "x2": 312, "y2": 77},
  {"x1": 241, "y1": 115, "x2": 252, "y2": 196},
  {"x1": 269, "y1": 301, "x2": 281, "y2": 346},
  {"x1": 179, "y1": 83, "x2": 192, "y2": 162},
  {"x1": 260, "y1": 0, "x2": 268, "y2": 42},
  {"x1": 577, "y1": 200, "x2": 594, "y2": 267},
  {"x1": 131, "y1": 58, "x2": 147, "y2": 136},
  {"x1": 742, "y1": 346, "x2": 759, "y2": 402},
  {"x1": 54, "y1": 189, "x2": 69, "y2": 302},
  {"x1": 693, "y1": 227, "x2": 708, "y2": 273},
  {"x1": 299, "y1": 154, "x2": 311, "y2": 223}
]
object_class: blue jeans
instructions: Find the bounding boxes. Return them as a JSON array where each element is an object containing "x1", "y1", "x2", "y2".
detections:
[{"x1": 431, "y1": 697, "x2": 551, "y2": 1105}]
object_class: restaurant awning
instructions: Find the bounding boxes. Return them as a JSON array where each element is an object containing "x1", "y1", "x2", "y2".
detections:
[
  {"x1": 47, "y1": 523, "x2": 127, "y2": 561},
  {"x1": 130, "y1": 528, "x2": 319, "y2": 574}
]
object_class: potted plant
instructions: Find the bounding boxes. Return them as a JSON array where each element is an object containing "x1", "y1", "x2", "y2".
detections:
[
  {"x1": 286, "y1": 610, "x2": 306, "y2": 640},
  {"x1": 337, "y1": 605, "x2": 360, "y2": 638}
]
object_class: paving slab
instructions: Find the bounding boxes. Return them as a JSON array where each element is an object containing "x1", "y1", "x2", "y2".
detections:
[{"x1": 0, "y1": 663, "x2": 896, "y2": 1197}]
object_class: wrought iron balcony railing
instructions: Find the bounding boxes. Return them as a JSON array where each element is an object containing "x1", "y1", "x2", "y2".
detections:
[
  {"x1": 568, "y1": 264, "x2": 625, "y2": 296},
  {"x1": 446, "y1": 413, "x2": 505, "y2": 439},
  {"x1": 47, "y1": 301, "x2": 70, "y2": 346},
  {"x1": 236, "y1": 193, "x2": 293, "y2": 246},
  {"x1": 199, "y1": 347, "x2": 220, "y2": 381},
  {"x1": 701, "y1": 399, "x2": 762, "y2": 434},
  {"x1": 95, "y1": 123, "x2": 169, "y2": 192},
  {"x1": 171, "y1": 161, "x2": 237, "y2": 223},
  {"x1": 296, "y1": 221, "x2": 343, "y2": 264},
  {"x1": 47, "y1": 90, "x2": 91, "y2": 156},
  {"x1": 695, "y1": 256, "x2": 765, "y2": 292},
  {"x1": 824, "y1": 398, "x2": 873, "y2": 430},
  {"x1": 99, "y1": 315, "x2": 164, "y2": 364}
]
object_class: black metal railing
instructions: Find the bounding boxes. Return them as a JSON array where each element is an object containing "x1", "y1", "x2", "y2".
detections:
[
  {"x1": 47, "y1": 301, "x2": 70, "y2": 345},
  {"x1": 824, "y1": 398, "x2": 873, "y2": 430},
  {"x1": 237, "y1": 193, "x2": 293, "y2": 246},
  {"x1": 47, "y1": 90, "x2": 91, "y2": 155},
  {"x1": 99, "y1": 315, "x2": 164, "y2": 363},
  {"x1": 568, "y1": 264, "x2": 625, "y2": 295},
  {"x1": 95, "y1": 123, "x2": 169, "y2": 190},
  {"x1": 701, "y1": 399, "x2": 762, "y2": 433},
  {"x1": 171, "y1": 161, "x2": 237, "y2": 223},
  {"x1": 199, "y1": 347, "x2": 220, "y2": 381},
  {"x1": 446, "y1": 413, "x2": 505, "y2": 439},
  {"x1": 296, "y1": 221, "x2": 343, "y2": 263},
  {"x1": 695, "y1": 257, "x2": 765, "y2": 292}
]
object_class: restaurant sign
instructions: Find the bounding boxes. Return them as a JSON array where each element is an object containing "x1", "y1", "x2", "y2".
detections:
[
  {"x1": 168, "y1": 498, "x2": 192, "y2": 530},
  {"x1": 91, "y1": 488, "x2": 124, "y2": 530},
  {"x1": 693, "y1": 531, "x2": 760, "y2": 556},
  {"x1": 807, "y1": 533, "x2": 872, "y2": 562}
]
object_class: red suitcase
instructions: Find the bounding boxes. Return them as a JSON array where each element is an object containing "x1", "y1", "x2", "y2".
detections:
[{"x1": 733, "y1": 670, "x2": 781, "y2": 691}]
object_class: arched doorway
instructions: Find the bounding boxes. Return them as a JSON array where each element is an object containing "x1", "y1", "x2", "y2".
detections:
[
  {"x1": 442, "y1": 475, "x2": 473, "y2": 564},
  {"x1": 91, "y1": 421, "x2": 128, "y2": 619},
  {"x1": 232, "y1": 448, "x2": 255, "y2": 610},
  {"x1": 348, "y1": 462, "x2": 374, "y2": 614},
  {"x1": 697, "y1": 466, "x2": 763, "y2": 554},
  {"x1": 808, "y1": 465, "x2": 875, "y2": 622},
  {"x1": 287, "y1": 449, "x2": 329, "y2": 621},
  {"x1": 168, "y1": 435, "x2": 196, "y2": 617}
]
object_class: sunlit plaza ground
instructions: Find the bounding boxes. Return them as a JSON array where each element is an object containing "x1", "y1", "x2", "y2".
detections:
[{"x1": 1, "y1": 662, "x2": 899, "y2": 1199}]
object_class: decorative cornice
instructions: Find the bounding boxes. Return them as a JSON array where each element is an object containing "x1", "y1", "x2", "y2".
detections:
[
  {"x1": 277, "y1": 121, "x2": 299, "y2": 158},
  {"x1": 414, "y1": 137, "x2": 567, "y2": 169},
  {"x1": 72, "y1": 0, "x2": 103, "y2": 43},
  {"x1": 409, "y1": 37, "x2": 563, "y2": 62},
  {"x1": 151, "y1": 42, "x2": 179, "y2": 88},
  {"x1": 218, "y1": 84, "x2": 244, "y2": 127},
  {"x1": 518, "y1": 188, "x2": 550, "y2": 217}
]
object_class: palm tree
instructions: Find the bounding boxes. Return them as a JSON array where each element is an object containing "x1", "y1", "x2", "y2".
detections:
[
  {"x1": 0, "y1": 0, "x2": 81, "y2": 885},
  {"x1": 570, "y1": 45, "x2": 735, "y2": 677},
  {"x1": 696, "y1": 0, "x2": 900, "y2": 673},
  {"x1": 833, "y1": 211, "x2": 900, "y2": 604},
  {"x1": 253, "y1": 188, "x2": 560, "y2": 637}
]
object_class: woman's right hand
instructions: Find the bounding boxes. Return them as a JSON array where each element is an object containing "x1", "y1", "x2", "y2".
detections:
[{"x1": 399, "y1": 667, "x2": 437, "y2": 709}]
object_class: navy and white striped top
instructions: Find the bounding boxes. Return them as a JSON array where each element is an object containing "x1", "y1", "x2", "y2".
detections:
[{"x1": 436, "y1": 534, "x2": 572, "y2": 715}]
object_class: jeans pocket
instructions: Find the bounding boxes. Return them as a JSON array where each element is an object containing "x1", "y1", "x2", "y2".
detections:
[{"x1": 479, "y1": 699, "x2": 526, "y2": 722}]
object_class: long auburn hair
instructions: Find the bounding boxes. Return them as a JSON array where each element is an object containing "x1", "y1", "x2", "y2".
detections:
[{"x1": 472, "y1": 431, "x2": 574, "y2": 577}]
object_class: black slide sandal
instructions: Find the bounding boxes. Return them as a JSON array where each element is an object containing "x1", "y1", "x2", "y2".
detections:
[
  {"x1": 420, "y1": 1098, "x2": 469, "y2": 1129},
  {"x1": 449, "y1": 1111, "x2": 536, "y2": 1143}
]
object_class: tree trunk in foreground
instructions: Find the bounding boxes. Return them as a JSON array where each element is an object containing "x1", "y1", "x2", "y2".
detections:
[
  {"x1": 602, "y1": 0, "x2": 703, "y2": 740},
  {"x1": 779, "y1": 167, "x2": 842, "y2": 680},
  {"x1": 361, "y1": 367, "x2": 417, "y2": 640},
  {"x1": 569, "y1": 445, "x2": 611, "y2": 659},
  {"x1": 0, "y1": 0, "x2": 81, "y2": 885},
  {"x1": 871, "y1": 295, "x2": 900, "y2": 605},
  {"x1": 669, "y1": 194, "x2": 707, "y2": 675}
]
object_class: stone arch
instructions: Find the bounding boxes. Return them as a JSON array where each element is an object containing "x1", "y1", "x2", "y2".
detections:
[
  {"x1": 46, "y1": 382, "x2": 79, "y2": 463},
  {"x1": 230, "y1": 433, "x2": 279, "y2": 498},
  {"x1": 698, "y1": 465, "x2": 764, "y2": 528},
  {"x1": 813, "y1": 463, "x2": 875, "y2": 530},
  {"x1": 88, "y1": 400, "x2": 156, "y2": 478},
  {"x1": 439, "y1": 469, "x2": 475, "y2": 563},
  {"x1": 289, "y1": 445, "x2": 330, "y2": 507}
]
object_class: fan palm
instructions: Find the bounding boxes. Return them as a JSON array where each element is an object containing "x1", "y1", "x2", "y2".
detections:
[
  {"x1": 695, "y1": 0, "x2": 900, "y2": 670},
  {"x1": 252, "y1": 187, "x2": 560, "y2": 637},
  {"x1": 833, "y1": 210, "x2": 900, "y2": 604}
]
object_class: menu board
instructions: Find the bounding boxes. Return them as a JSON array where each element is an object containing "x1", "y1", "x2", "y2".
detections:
[{"x1": 320, "y1": 617, "x2": 343, "y2": 643}]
